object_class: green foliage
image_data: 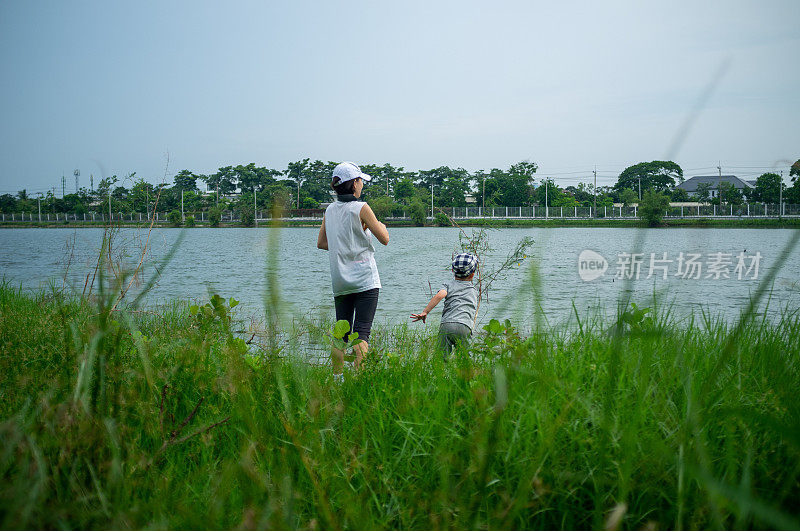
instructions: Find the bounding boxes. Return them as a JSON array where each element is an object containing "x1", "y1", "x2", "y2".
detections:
[
  {"x1": 434, "y1": 211, "x2": 449, "y2": 226},
  {"x1": 394, "y1": 178, "x2": 416, "y2": 204},
  {"x1": 619, "y1": 188, "x2": 638, "y2": 206},
  {"x1": 188, "y1": 293, "x2": 239, "y2": 337},
  {"x1": 184, "y1": 215, "x2": 195, "y2": 228},
  {"x1": 613, "y1": 303, "x2": 656, "y2": 337},
  {"x1": 718, "y1": 181, "x2": 743, "y2": 205},
  {"x1": 638, "y1": 189, "x2": 670, "y2": 226},
  {"x1": 2, "y1": 286, "x2": 800, "y2": 528},
  {"x1": 614, "y1": 161, "x2": 683, "y2": 193},
  {"x1": 209, "y1": 207, "x2": 222, "y2": 227},
  {"x1": 695, "y1": 182, "x2": 712, "y2": 203},
  {"x1": 238, "y1": 206, "x2": 254, "y2": 227},
  {"x1": 168, "y1": 210, "x2": 182, "y2": 227},
  {"x1": 753, "y1": 172, "x2": 782, "y2": 203},
  {"x1": 173, "y1": 169, "x2": 199, "y2": 192},
  {"x1": 409, "y1": 198, "x2": 427, "y2": 226},
  {"x1": 369, "y1": 196, "x2": 398, "y2": 220},
  {"x1": 670, "y1": 188, "x2": 690, "y2": 202}
]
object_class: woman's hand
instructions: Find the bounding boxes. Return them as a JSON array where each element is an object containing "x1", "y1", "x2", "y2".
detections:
[{"x1": 410, "y1": 312, "x2": 427, "y2": 323}]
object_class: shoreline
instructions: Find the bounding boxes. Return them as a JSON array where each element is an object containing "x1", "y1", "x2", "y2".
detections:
[{"x1": 2, "y1": 218, "x2": 800, "y2": 229}]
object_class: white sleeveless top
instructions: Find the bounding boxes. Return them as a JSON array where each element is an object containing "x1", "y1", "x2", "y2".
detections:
[{"x1": 325, "y1": 200, "x2": 382, "y2": 297}]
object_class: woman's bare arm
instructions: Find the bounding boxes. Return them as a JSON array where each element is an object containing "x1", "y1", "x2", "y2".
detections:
[
  {"x1": 317, "y1": 214, "x2": 328, "y2": 250},
  {"x1": 359, "y1": 204, "x2": 389, "y2": 245}
]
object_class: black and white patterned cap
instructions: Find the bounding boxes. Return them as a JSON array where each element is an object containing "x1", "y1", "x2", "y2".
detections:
[{"x1": 452, "y1": 252, "x2": 478, "y2": 277}]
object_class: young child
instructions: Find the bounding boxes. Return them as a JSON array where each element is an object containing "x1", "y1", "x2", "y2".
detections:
[{"x1": 411, "y1": 253, "x2": 479, "y2": 356}]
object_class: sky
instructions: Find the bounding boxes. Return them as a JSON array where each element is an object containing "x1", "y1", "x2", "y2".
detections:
[{"x1": 1, "y1": 0, "x2": 798, "y2": 196}]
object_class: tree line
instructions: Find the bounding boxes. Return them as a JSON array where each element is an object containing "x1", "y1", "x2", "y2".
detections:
[{"x1": 2, "y1": 159, "x2": 799, "y2": 219}]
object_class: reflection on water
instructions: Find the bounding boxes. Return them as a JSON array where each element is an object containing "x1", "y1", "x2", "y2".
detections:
[{"x1": 1, "y1": 227, "x2": 799, "y2": 329}]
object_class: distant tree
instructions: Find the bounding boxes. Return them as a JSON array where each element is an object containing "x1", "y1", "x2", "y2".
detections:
[
  {"x1": 670, "y1": 188, "x2": 690, "y2": 202},
  {"x1": 535, "y1": 178, "x2": 564, "y2": 206},
  {"x1": 394, "y1": 178, "x2": 416, "y2": 204},
  {"x1": 752, "y1": 173, "x2": 781, "y2": 203},
  {"x1": 202, "y1": 166, "x2": 237, "y2": 197},
  {"x1": 17, "y1": 189, "x2": 28, "y2": 201},
  {"x1": 791, "y1": 159, "x2": 800, "y2": 179},
  {"x1": 409, "y1": 198, "x2": 427, "y2": 226},
  {"x1": 168, "y1": 210, "x2": 182, "y2": 227},
  {"x1": 785, "y1": 160, "x2": 800, "y2": 203},
  {"x1": 286, "y1": 158, "x2": 310, "y2": 208},
  {"x1": 695, "y1": 182, "x2": 712, "y2": 203},
  {"x1": 369, "y1": 196, "x2": 398, "y2": 221},
  {"x1": 614, "y1": 161, "x2": 683, "y2": 194},
  {"x1": 0, "y1": 193, "x2": 17, "y2": 212},
  {"x1": 638, "y1": 190, "x2": 670, "y2": 226},
  {"x1": 718, "y1": 181, "x2": 743, "y2": 205},
  {"x1": 620, "y1": 188, "x2": 638, "y2": 207},
  {"x1": 174, "y1": 170, "x2": 199, "y2": 192}
]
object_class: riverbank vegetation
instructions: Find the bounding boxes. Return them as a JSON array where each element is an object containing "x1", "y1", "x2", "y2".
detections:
[
  {"x1": 2, "y1": 282, "x2": 799, "y2": 528},
  {"x1": 3, "y1": 159, "x2": 799, "y2": 223}
]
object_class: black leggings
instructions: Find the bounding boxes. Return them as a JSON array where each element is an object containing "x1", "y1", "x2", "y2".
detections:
[{"x1": 334, "y1": 288, "x2": 379, "y2": 343}]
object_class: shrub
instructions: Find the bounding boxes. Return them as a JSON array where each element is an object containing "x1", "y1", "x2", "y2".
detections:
[
  {"x1": 239, "y1": 207, "x2": 254, "y2": 227},
  {"x1": 638, "y1": 189, "x2": 670, "y2": 227},
  {"x1": 434, "y1": 211, "x2": 450, "y2": 226},
  {"x1": 209, "y1": 207, "x2": 222, "y2": 228},
  {"x1": 184, "y1": 215, "x2": 195, "y2": 228},
  {"x1": 370, "y1": 196, "x2": 398, "y2": 221},
  {"x1": 168, "y1": 210, "x2": 182, "y2": 227},
  {"x1": 409, "y1": 199, "x2": 427, "y2": 226}
]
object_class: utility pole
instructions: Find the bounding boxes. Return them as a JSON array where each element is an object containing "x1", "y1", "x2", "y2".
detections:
[
  {"x1": 74, "y1": 169, "x2": 80, "y2": 193},
  {"x1": 216, "y1": 183, "x2": 219, "y2": 207},
  {"x1": 254, "y1": 187, "x2": 258, "y2": 227},
  {"x1": 717, "y1": 161, "x2": 722, "y2": 203},
  {"x1": 61, "y1": 174, "x2": 66, "y2": 199},
  {"x1": 108, "y1": 189, "x2": 112, "y2": 222},
  {"x1": 638, "y1": 177, "x2": 641, "y2": 201},
  {"x1": 90, "y1": 174, "x2": 94, "y2": 192},
  {"x1": 545, "y1": 178, "x2": 548, "y2": 219},
  {"x1": 38, "y1": 194, "x2": 41, "y2": 222},
  {"x1": 181, "y1": 189, "x2": 184, "y2": 221},
  {"x1": 593, "y1": 167, "x2": 597, "y2": 217},
  {"x1": 482, "y1": 173, "x2": 486, "y2": 209},
  {"x1": 779, "y1": 170, "x2": 783, "y2": 218},
  {"x1": 431, "y1": 182, "x2": 434, "y2": 216}
]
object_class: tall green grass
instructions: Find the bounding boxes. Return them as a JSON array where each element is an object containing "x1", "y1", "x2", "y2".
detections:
[{"x1": 1, "y1": 282, "x2": 799, "y2": 528}]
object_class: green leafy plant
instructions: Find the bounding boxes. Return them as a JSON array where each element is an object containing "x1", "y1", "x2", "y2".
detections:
[
  {"x1": 184, "y1": 215, "x2": 195, "y2": 228},
  {"x1": 209, "y1": 207, "x2": 222, "y2": 228},
  {"x1": 331, "y1": 319, "x2": 362, "y2": 361},
  {"x1": 239, "y1": 207, "x2": 254, "y2": 227},
  {"x1": 189, "y1": 294, "x2": 239, "y2": 336},
  {"x1": 613, "y1": 302, "x2": 656, "y2": 337},
  {"x1": 168, "y1": 210, "x2": 183, "y2": 227}
]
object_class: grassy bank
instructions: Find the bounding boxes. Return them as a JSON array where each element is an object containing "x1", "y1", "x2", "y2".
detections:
[{"x1": 2, "y1": 286, "x2": 799, "y2": 528}]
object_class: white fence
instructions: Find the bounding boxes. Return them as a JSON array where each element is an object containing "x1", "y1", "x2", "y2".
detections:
[{"x1": 2, "y1": 203, "x2": 799, "y2": 223}]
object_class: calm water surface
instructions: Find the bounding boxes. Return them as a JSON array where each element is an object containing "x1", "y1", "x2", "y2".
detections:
[{"x1": 1, "y1": 227, "x2": 799, "y2": 328}]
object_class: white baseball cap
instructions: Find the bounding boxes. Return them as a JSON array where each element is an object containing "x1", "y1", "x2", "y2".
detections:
[{"x1": 332, "y1": 162, "x2": 372, "y2": 184}]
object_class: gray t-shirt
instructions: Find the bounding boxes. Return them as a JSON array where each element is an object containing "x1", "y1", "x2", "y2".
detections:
[{"x1": 440, "y1": 278, "x2": 478, "y2": 331}]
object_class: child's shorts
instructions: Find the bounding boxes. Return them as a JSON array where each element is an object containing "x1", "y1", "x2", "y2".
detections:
[{"x1": 437, "y1": 322, "x2": 472, "y2": 357}]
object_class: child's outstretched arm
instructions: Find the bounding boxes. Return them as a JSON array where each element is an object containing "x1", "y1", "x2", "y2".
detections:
[{"x1": 410, "y1": 289, "x2": 447, "y2": 323}]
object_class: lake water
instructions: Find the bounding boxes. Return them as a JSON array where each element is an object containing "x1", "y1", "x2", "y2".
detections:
[{"x1": 1, "y1": 227, "x2": 799, "y2": 329}]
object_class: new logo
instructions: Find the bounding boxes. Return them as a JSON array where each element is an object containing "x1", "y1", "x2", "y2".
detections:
[{"x1": 578, "y1": 250, "x2": 608, "y2": 281}]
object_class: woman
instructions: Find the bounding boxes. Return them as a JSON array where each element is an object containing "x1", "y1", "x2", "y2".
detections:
[{"x1": 317, "y1": 162, "x2": 389, "y2": 374}]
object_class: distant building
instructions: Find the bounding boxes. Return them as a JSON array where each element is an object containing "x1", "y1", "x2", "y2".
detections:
[{"x1": 676, "y1": 175, "x2": 754, "y2": 199}]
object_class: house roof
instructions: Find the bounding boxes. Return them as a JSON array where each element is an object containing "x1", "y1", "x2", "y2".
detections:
[{"x1": 677, "y1": 175, "x2": 754, "y2": 192}]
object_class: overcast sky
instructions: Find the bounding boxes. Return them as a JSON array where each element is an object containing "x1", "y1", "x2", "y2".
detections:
[{"x1": 1, "y1": 0, "x2": 798, "y2": 195}]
